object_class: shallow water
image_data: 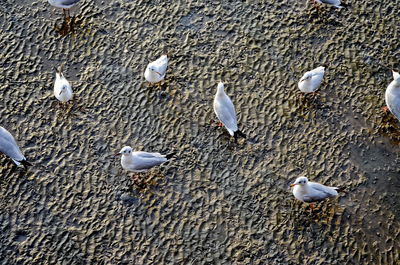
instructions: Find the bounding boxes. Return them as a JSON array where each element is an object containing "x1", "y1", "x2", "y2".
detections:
[{"x1": 0, "y1": 0, "x2": 399, "y2": 264}]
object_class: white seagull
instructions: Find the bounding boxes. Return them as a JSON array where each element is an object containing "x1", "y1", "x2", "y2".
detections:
[
  {"x1": 0, "y1": 126, "x2": 32, "y2": 167},
  {"x1": 385, "y1": 70, "x2": 400, "y2": 121},
  {"x1": 116, "y1": 146, "x2": 174, "y2": 173},
  {"x1": 53, "y1": 65, "x2": 73, "y2": 103},
  {"x1": 144, "y1": 55, "x2": 169, "y2": 85},
  {"x1": 298, "y1": 66, "x2": 325, "y2": 93},
  {"x1": 290, "y1": 176, "x2": 339, "y2": 204},
  {"x1": 313, "y1": 0, "x2": 347, "y2": 8},
  {"x1": 48, "y1": 0, "x2": 81, "y2": 17},
  {"x1": 213, "y1": 82, "x2": 246, "y2": 142}
]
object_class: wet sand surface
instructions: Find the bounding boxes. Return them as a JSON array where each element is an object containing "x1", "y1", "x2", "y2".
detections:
[{"x1": 0, "y1": 0, "x2": 399, "y2": 264}]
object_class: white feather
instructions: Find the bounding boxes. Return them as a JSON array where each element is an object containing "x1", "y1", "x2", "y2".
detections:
[
  {"x1": 385, "y1": 71, "x2": 400, "y2": 121},
  {"x1": 213, "y1": 82, "x2": 238, "y2": 136},
  {"x1": 119, "y1": 146, "x2": 169, "y2": 173},
  {"x1": 292, "y1": 176, "x2": 338, "y2": 203},
  {"x1": 144, "y1": 55, "x2": 169, "y2": 83},
  {"x1": 54, "y1": 72, "x2": 73, "y2": 102},
  {"x1": 298, "y1": 66, "x2": 325, "y2": 93}
]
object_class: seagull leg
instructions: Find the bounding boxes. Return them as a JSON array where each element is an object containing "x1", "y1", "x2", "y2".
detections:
[
  {"x1": 382, "y1": 106, "x2": 389, "y2": 113},
  {"x1": 309, "y1": 203, "x2": 315, "y2": 211},
  {"x1": 309, "y1": 0, "x2": 321, "y2": 12},
  {"x1": 216, "y1": 122, "x2": 223, "y2": 127},
  {"x1": 58, "y1": 102, "x2": 65, "y2": 111},
  {"x1": 297, "y1": 92, "x2": 305, "y2": 98},
  {"x1": 131, "y1": 173, "x2": 142, "y2": 185},
  {"x1": 311, "y1": 91, "x2": 320, "y2": 98}
]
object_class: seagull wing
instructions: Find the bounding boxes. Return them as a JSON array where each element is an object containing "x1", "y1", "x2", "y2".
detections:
[
  {"x1": 0, "y1": 127, "x2": 26, "y2": 163},
  {"x1": 303, "y1": 182, "x2": 338, "y2": 202},
  {"x1": 386, "y1": 82, "x2": 400, "y2": 121},
  {"x1": 153, "y1": 55, "x2": 168, "y2": 76},
  {"x1": 59, "y1": 0, "x2": 81, "y2": 5},
  {"x1": 320, "y1": 0, "x2": 341, "y2": 6},
  {"x1": 131, "y1": 152, "x2": 168, "y2": 170},
  {"x1": 214, "y1": 94, "x2": 238, "y2": 135}
]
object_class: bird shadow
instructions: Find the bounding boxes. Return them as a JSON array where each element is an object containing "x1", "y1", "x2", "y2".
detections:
[
  {"x1": 0, "y1": 159, "x2": 31, "y2": 186},
  {"x1": 306, "y1": 7, "x2": 344, "y2": 27},
  {"x1": 293, "y1": 93, "x2": 325, "y2": 117},
  {"x1": 129, "y1": 170, "x2": 166, "y2": 193},
  {"x1": 54, "y1": 15, "x2": 84, "y2": 36},
  {"x1": 374, "y1": 112, "x2": 400, "y2": 144},
  {"x1": 52, "y1": 97, "x2": 87, "y2": 120},
  {"x1": 288, "y1": 199, "x2": 343, "y2": 225}
]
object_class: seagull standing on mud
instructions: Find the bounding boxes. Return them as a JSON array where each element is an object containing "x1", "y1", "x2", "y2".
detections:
[
  {"x1": 384, "y1": 70, "x2": 400, "y2": 121},
  {"x1": 48, "y1": 0, "x2": 81, "y2": 17},
  {"x1": 0, "y1": 126, "x2": 32, "y2": 168},
  {"x1": 213, "y1": 82, "x2": 246, "y2": 142},
  {"x1": 298, "y1": 66, "x2": 325, "y2": 94},
  {"x1": 53, "y1": 65, "x2": 73, "y2": 103},
  {"x1": 144, "y1": 55, "x2": 169, "y2": 86},
  {"x1": 290, "y1": 176, "x2": 340, "y2": 208},
  {"x1": 116, "y1": 146, "x2": 174, "y2": 174}
]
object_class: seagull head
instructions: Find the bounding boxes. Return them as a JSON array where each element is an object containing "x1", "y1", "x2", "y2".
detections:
[
  {"x1": 59, "y1": 85, "x2": 68, "y2": 95},
  {"x1": 392, "y1": 70, "x2": 400, "y2": 81},
  {"x1": 149, "y1": 66, "x2": 161, "y2": 76},
  {"x1": 217, "y1": 82, "x2": 225, "y2": 92},
  {"x1": 290, "y1": 176, "x2": 308, "y2": 187},
  {"x1": 300, "y1": 73, "x2": 312, "y2": 83},
  {"x1": 115, "y1": 146, "x2": 133, "y2": 156}
]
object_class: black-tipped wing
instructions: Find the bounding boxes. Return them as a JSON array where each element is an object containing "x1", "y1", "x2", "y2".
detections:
[{"x1": 59, "y1": 0, "x2": 81, "y2": 5}]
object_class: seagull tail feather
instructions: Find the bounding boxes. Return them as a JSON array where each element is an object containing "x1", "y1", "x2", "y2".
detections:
[
  {"x1": 20, "y1": 159, "x2": 32, "y2": 167},
  {"x1": 234, "y1": 130, "x2": 246, "y2": 142},
  {"x1": 334, "y1": 187, "x2": 346, "y2": 193},
  {"x1": 165, "y1": 152, "x2": 176, "y2": 160}
]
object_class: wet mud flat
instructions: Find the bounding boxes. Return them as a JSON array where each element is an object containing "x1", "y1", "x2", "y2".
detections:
[{"x1": 0, "y1": 0, "x2": 399, "y2": 264}]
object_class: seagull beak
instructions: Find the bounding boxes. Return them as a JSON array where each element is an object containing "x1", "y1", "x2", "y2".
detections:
[
  {"x1": 290, "y1": 184, "x2": 296, "y2": 188},
  {"x1": 155, "y1": 71, "x2": 162, "y2": 76},
  {"x1": 59, "y1": 90, "x2": 64, "y2": 95}
]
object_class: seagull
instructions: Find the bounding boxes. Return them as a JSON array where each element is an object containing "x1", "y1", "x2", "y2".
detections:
[
  {"x1": 213, "y1": 82, "x2": 246, "y2": 142},
  {"x1": 290, "y1": 176, "x2": 339, "y2": 208},
  {"x1": 116, "y1": 146, "x2": 174, "y2": 173},
  {"x1": 0, "y1": 126, "x2": 32, "y2": 167},
  {"x1": 385, "y1": 70, "x2": 400, "y2": 121},
  {"x1": 312, "y1": 0, "x2": 348, "y2": 9},
  {"x1": 53, "y1": 65, "x2": 73, "y2": 103},
  {"x1": 48, "y1": 0, "x2": 81, "y2": 17},
  {"x1": 298, "y1": 66, "x2": 325, "y2": 94},
  {"x1": 144, "y1": 55, "x2": 168, "y2": 86}
]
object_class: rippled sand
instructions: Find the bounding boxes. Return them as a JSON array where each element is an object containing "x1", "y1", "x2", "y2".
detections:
[{"x1": 0, "y1": 0, "x2": 399, "y2": 264}]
